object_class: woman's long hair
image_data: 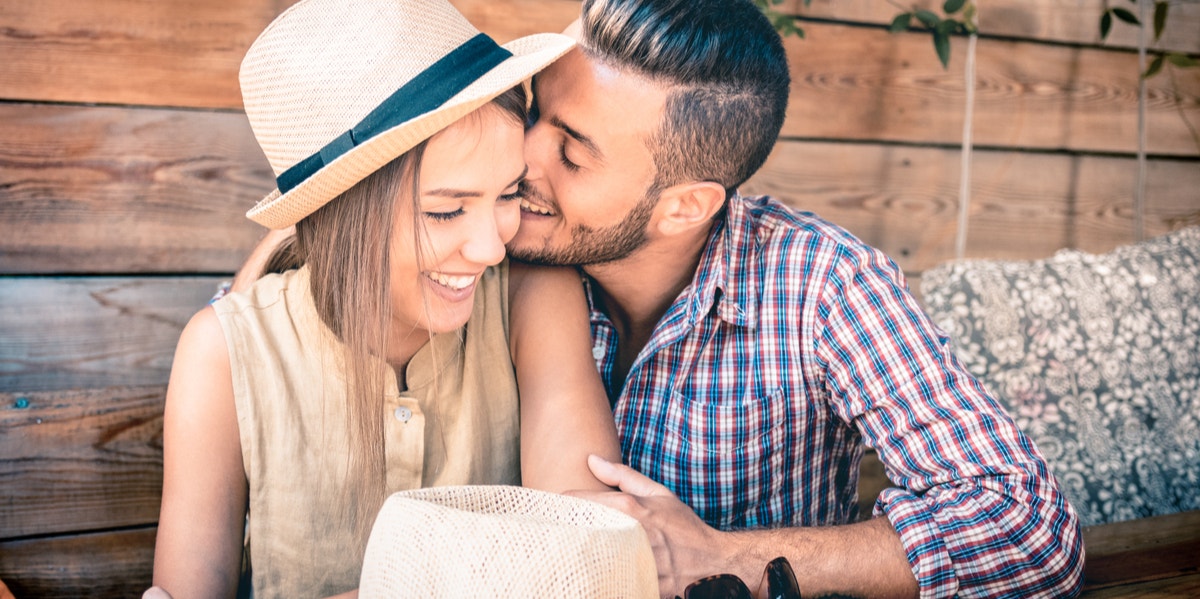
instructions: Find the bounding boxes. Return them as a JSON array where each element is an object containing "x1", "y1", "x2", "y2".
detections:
[{"x1": 262, "y1": 85, "x2": 528, "y2": 540}]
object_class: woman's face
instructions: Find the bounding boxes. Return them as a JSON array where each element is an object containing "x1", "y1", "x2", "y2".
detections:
[{"x1": 389, "y1": 104, "x2": 525, "y2": 340}]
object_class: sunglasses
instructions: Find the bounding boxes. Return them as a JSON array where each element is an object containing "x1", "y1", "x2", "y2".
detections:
[{"x1": 681, "y1": 556, "x2": 801, "y2": 599}]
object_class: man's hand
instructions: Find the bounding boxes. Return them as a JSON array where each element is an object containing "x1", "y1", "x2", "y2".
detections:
[{"x1": 568, "y1": 455, "x2": 739, "y2": 599}]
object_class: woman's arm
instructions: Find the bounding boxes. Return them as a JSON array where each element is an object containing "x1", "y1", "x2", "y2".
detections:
[
  {"x1": 152, "y1": 307, "x2": 248, "y2": 599},
  {"x1": 508, "y1": 261, "x2": 621, "y2": 493}
]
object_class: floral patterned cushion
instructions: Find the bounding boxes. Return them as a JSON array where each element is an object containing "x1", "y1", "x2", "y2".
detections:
[{"x1": 920, "y1": 227, "x2": 1200, "y2": 526}]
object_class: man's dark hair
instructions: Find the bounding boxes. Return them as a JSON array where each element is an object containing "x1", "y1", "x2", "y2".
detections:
[{"x1": 580, "y1": 0, "x2": 790, "y2": 196}]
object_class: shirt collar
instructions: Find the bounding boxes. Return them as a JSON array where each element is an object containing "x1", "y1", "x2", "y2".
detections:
[{"x1": 685, "y1": 194, "x2": 760, "y2": 329}]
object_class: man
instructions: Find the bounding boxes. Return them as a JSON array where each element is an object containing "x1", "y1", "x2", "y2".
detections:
[{"x1": 507, "y1": 0, "x2": 1083, "y2": 597}]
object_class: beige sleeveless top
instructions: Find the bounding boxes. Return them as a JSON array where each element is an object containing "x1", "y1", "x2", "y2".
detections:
[{"x1": 213, "y1": 262, "x2": 520, "y2": 599}]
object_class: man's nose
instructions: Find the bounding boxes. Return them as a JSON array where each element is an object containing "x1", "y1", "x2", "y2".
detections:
[{"x1": 523, "y1": 120, "x2": 549, "y2": 181}]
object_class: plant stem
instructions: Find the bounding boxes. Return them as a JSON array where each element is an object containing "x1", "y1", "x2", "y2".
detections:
[
  {"x1": 1136, "y1": 0, "x2": 1148, "y2": 242},
  {"x1": 955, "y1": 30, "x2": 978, "y2": 260}
]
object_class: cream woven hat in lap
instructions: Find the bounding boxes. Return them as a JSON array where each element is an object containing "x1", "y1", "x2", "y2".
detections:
[
  {"x1": 239, "y1": 0, "x2": 575, "y2": 229},
  {"x1": 358, "y1": 486, "x2": 658, "y2": 598}
]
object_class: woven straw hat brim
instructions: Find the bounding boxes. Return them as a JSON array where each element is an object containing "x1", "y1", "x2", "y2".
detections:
[
  {"x1": 358, "y1": 485, "x2": 658, "y2": 598},
  {"x1": 246, "y1": 33, "x2": 573, "y2": 229}
]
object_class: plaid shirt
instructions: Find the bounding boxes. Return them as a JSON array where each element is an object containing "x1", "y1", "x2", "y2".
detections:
[{"x1": 585, "y1": 195, "x2": 1083, "y2": 598}]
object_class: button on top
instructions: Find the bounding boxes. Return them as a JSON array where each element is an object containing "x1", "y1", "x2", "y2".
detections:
[
  {"x1": 394, "y1": 406, "x2": 413, "y2": 423},
  {"x1": 592, "y1": 345, "x2": 605, "y2": 360}
]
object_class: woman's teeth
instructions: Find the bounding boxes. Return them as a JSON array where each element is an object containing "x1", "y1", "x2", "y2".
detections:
[
  {"x1": 520, "y1": 199, "x2": 554, "y2": 215},
  {"x1": 425, "y1": 272, "x2": 475, "y2": 290}
]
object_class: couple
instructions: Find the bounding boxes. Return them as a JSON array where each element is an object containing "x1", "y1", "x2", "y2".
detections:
[{"x1": 153, "y1": 0, "x2": 1085, "y2": 597}]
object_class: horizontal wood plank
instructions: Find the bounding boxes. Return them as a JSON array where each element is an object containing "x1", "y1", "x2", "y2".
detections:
[
  {"x1": 0, "y1": 277, "x2": 223, "y2": 392},
  {"x1": 785, "y1": 0, "x2": 1200, "y2": 54},
  {"x1": 0, "y1": 526, "x2": 155, "y2": 599},
  {"x1": 1080, "y1": 573, "x2": 1200, "y2": 598},
  {"x1": 5, "y1": 2, "x2": 1196, "y2": 158},
  {"x1": 0, "y1": 386, "x2": 165, "y2": 540},
  {"x1": 742, "y1": 139, "x2": 1200, "y2": 274},
  {"x1": 0, "y1": 103, "x2": 269, "y2": 274},
  {"x1": 783, "y1": 22, "x2": 1200, "y2": 156},
  {"x1": 7, "y1": 100, "x2": 1196, "y2": 276},
  {"x1": 0, "y1": 0, "x2": 296, "y2": 109},
  {"x1": 1082, "y1": 510, "x2": 1200, "y2": 591},
  {"x1": 0, "y1": 0, "x2": 579, "y2": 110}
]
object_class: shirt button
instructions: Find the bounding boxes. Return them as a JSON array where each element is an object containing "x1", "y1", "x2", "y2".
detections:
[
  {"x1": 394, "y1": 406, "x2": 413, "y2": 423},
  {"x1": 592, "y1": 345, "x2": 605, "y2": 360}
]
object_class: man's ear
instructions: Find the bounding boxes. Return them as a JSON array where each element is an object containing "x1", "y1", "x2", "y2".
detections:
[{"x1": 655, "y1": 181, "x2": 726, "y2": 236}]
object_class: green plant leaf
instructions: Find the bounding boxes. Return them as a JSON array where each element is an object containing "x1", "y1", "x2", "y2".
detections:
[
  {"x1": 1112, "y1": 7, "x2": 1140, "y2": 26},
  {"x1": 915, "y1": 9, "x2": 940, "y2": 28},
  {"x1": 943, "y1": 0, "x2": 966, "y2": 14},
  {"x1": 1100, "y1": 11, "x2": 1113, "y2": 40},
  {"x1": 771, "y1": 14, "x2": 804, "y2": 39},
  {"x1": 933, "y1": 30, "x2": 951, "y2": 68},
  {"x1": 1153, "y1": 1, "x2": 1168, "y2": 41},
  {"x1": 1166, "y1": 53, "x2": 1199, "y2": 68},
  {"x1": 963, "y1": 3, "x2": 977, "y2": 31},
  {"x1": 889, "y1": 13, "x2": 912, "y2": 33},
  {"x1": 1143, "y1": 53, "x2": 1165, "y2": 78},
  {"x1": 936, "y1": 19, "x2": 960, "y2": 36}
]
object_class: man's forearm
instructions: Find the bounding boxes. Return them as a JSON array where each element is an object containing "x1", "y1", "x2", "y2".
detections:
[{"x1": 722, "y1": 516, "x2": 917, "y2": 599}]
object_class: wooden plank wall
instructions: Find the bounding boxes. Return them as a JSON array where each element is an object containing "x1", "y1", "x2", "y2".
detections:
[
  {"x1": 0, "y1": 1, "x2": 1197, "y2": 597},
  {"x1": 741, "y1": 0, "x2": 1200, "y2": 279}
]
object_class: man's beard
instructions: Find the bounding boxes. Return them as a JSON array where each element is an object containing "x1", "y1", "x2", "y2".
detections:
[{"x1": 509, "y1": 184, "x2": 658, "y2": 267}]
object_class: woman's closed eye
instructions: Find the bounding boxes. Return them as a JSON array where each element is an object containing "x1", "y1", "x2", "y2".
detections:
[{"x1": 424, "y1": 207, "x2": 464, "y2": 221}]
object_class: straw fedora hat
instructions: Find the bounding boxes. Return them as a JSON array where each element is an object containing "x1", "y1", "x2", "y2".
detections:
[
  {"x1": 358, "y1": 485, "x2": 658, "y2": 598},
  {"x1": 239, "y1": 0, "x2": 575, "y2": 229}
]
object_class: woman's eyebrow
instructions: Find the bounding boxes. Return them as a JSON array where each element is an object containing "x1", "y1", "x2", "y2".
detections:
[{"x1": 424, "y1": 166, "x2": 529, "y2": 198}]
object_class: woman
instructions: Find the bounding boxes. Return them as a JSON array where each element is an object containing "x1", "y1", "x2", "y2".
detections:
[{"x1": 150, "y1": 0, "x2": 619, "y2": 597}]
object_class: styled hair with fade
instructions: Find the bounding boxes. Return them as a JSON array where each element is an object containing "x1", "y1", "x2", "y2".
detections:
[{"x1": 579, "y1": 0, "x2": 789, "y2": 196}]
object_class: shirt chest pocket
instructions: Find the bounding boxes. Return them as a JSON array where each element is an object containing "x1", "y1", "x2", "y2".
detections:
[
  {"x1": 666, "y1": 386, "x2": 787, "y2": 455},
  {"x1": 664, "y1": 386, "x2": 789, "y2": 527}
]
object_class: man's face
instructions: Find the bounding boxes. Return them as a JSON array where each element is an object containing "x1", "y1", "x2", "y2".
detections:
[{"x1": 507, "y1": 48, "x2": 669, "y2": 266}]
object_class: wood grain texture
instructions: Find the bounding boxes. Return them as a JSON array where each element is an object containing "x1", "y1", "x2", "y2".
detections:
[
  {"x1": 0, "y1": 386, "x2": 165, "y2": 539},
  {"x1": 5, "y1": 1, "x2": 1195, "y2": 158},
  {"x1": 782, "y1": 22, "x2": 1200, "y2": 155},
  {"x1": 0, "y1": 0, "x2": 299, "y2": 109},
  {"x1": 453, "y1": 0, "x2": 581, "y2": 41},
  {"x1": 741, "y1": 139, "x2": 1200, "y2": 274},
  {"x1": 0, "y1": 103, "x2": 270, "y2": 274},
  {"x1": 783, "y1": 0, "x2": 1200, "y2": 54},
  {"x1": 0, "y1": 277, "x2": 223, "y2": 392},
  {"x1": 1082, "y1": 510, "x2": 1200, "y2": 591},
  {"x1": 6, "y1": 100, "x2": 1195, "y2": 277},
  {"x1": 0, "y1": 0, "x2": 577, "y2": 109},
  {"x1": 1079, "y1": 574, "x2": 1200, "y2": 598},
  {"x1": 0, "y1": 526, "x2": 156, "y2": 599}
]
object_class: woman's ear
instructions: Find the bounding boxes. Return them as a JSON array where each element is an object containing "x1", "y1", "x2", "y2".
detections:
[{"x1": 655, "y1": 181, "x2": 726, "y2": 236}]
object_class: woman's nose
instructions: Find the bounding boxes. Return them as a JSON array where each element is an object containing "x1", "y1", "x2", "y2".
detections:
[{"x1": 461, "y1": 211, "x2": 507, "y2": 266}]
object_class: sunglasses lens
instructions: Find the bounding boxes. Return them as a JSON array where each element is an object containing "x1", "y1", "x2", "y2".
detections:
[
  {"x1": 684, "y1": 574, "x2": 754, "y2": 599},
  {"x1": 764, "y1": 557, "x2": 801, "y2": 599}
]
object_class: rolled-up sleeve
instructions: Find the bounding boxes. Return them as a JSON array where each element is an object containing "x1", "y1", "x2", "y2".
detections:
[{"x1": 814, "y1": 246, "x2": 1084, "y2": 598}]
